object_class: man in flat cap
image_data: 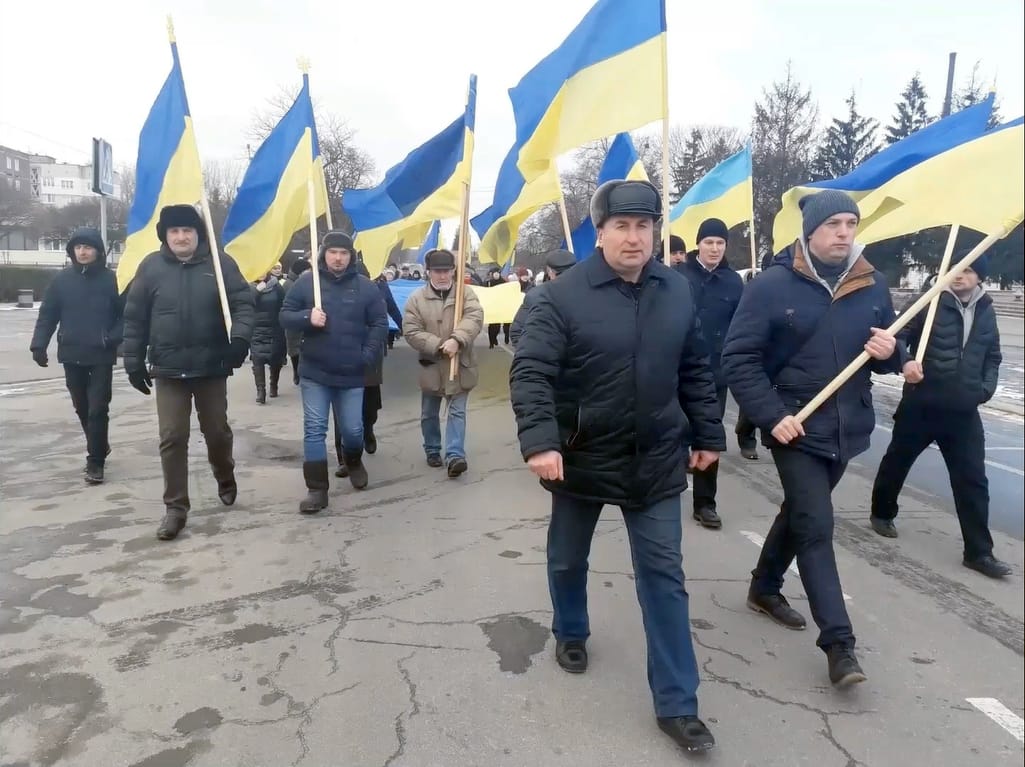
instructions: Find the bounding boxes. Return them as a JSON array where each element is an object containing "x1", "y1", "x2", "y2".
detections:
[
  {"x1": 508, "y1": 248, "x2": 575, "y2": 347},
  {"x1": 510, "y1": 179, "x2": 725, "y2": 753},
  {"x1": 122, "y1": 204, "x2": 255, "y2": 541}
]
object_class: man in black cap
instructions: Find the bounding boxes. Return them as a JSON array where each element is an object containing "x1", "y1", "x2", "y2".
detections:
[
  {"x1": 870, "y1": 253, "x2": 1011, "y2": 578},
  {"x1": 722, "y1": 189, "x2": 904, "y2": 687},
  {"x1": 280, "y1": 231, "x2": 387, "y2": 512},
  {"x1": 677, "y1": 218, "x2": 744, "y2": 530},
  {"x1": 122, "y1": 204, "x2": 255, "y2": 540},
  {"x1": 511, "y1": 179, "x2": 725, "y2": 753},
  {"x1": 508, "y1": 248, "x2": 575, "y2": 346},
  {"x1": 30, "y1": 227, "x2": 123, "y2": 484}
]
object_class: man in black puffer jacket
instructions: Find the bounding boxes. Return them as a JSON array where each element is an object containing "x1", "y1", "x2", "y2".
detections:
[
  {"x1": 870, "y1": 253, "x2": 1010, "y2": 578},
  {"x1": 511, "y1": 180, "x2": 725, "y2": 754},
  {"x1": 30, "y1": 227, "x2": 123, "y2": 485},
  {"x1": 122, "y1": 204, "x2": 255, "y2": 541}
]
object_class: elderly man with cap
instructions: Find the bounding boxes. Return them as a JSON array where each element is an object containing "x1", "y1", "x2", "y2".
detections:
[
  {"x1": 667, "y1": 234, "x2": 688, "y2": 270},
  {"x1": 677, "y1": 218, "x2": 744, "y2": 530},
  {"x1": 402, "y1": 249, "x2": 484, "y2": 477},
  {"x1": 508, "y1": 248, "x2": 575, "y2": 347},
  {"x1": 722, "y1": 190, "x2": 905, "y2": 687},
  {"x1": 30, "y1": 227, "x2": 123, "y2": 485},
  {"x1": 511, "y1": 179, "x2": 725, "y2": 753},
  {"x1": 280, "y1": 231, "x2": 387, "y2": 513},
  {"x1": 870, "y1": 252, "x2": 1011, "y2": 578},
  {"x1": 122, "y1": 204, "x2": 255, "y2": 540}
]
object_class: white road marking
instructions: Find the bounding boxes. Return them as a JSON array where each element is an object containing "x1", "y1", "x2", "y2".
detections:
[
  {"x1": 740, "y1": 530, "x2": 852, "y2": 601},
  {"x1": 874, "y1": 424, "x2": 1025, "y2": 477},
  {"x1": 966, "y1": 698, "x2": 1025, "y2": 743}
]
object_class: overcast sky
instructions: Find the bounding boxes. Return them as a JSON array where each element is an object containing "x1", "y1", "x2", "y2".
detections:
[{"x1": 2, "y1": 0, "x2": 1022, "y2": 222}]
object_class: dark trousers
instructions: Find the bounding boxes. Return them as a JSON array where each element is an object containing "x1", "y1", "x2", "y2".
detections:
[
  {"x1": 751, "y1": 447, "x2": 854, "y2": 650},
  {"x1": 154, "y1": 377, "x2": 234, "y2": 515},
  {"x1": 487, "y1": 323, "x2": 510, "y2": 346},
  {"x1": 333, "y1": 385, "x2": 381, "y2": 461},
  {"x1": 735, "y1": 410, "x2": 757, "y2": 450},
  {"x1": 692, "y1": 386, "x2": 727, "y2": 511},
  {"x1": 63, "y1": 363, "x2": 113, "y2": 467},
  {"x1": 547, "y1": 493, "x2": 700, "y2": 718},
  {"x1": 872, "y1": 400, "x2": 993, "y2": 560}
]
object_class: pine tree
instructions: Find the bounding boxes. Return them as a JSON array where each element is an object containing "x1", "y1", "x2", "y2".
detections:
[
  {"x1": 811, "y1": 91, "x2": 880, "y2": 180},
  {"x1": 885, "y1": 74, "x2": 932, "y2": 144},
  {"x1": 954, "y1": 61, "x2": 1003, "y2": 127}
]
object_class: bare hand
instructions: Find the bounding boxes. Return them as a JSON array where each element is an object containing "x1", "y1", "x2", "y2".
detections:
[
  {"x1": 689, "y1": 450, "x2": 720, "y2": 471},
  {"x1": 864, "y1": 327, "x2": 896, "y2": 360},
  {"x1": 902, "y1": 360, "x2": 924, "y2": 383},
  {"x1": 311, "y1": 308, "x2": 327, "y2": 328},
  {"x1": 771, "y1": 415, "x2": 805, "y2": 445},
  {"x1": 440, "y1": 338, "x2": 460, "y2": 357},
  {"x1": 527, "y1": 450, "x2": 564, "y2": 481}
]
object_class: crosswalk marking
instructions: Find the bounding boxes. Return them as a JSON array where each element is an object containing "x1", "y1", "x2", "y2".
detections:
[{"x1": 966, "y1": 698, "x2": 1025, "y2": 743}]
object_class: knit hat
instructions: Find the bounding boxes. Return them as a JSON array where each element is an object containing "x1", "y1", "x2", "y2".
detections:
[
  {"x1": 799, "y1": 190, "x2": 860, "y2": 240},
  {"x1": 590, "y1": 180, "x2": 662, "y2": 227},
  {"x1": 960, "y1": 249, "x2": 990, "y2": 281},
  {"x1": 66, "y1": 227, "x2": 105, "y2": 259},
  {"x1": 696, "y1": 218, "x2": 729, "y2": 244},
  {"x1": 424, "y1": 249, "x2": 456, "y2": 270},
  {"x1": 319, "y1": 230, "x2": 354, "y2": 257},
  {"x1": 669, "y1": 235, "x2": 686, "y2": 253},
  {"x1": 157, "y1": 204, "x2": 205, "y2": 244}
]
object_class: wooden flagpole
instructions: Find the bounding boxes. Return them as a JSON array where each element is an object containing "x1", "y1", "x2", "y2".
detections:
[
  {"x1": 558, "y1": 192, "x2": 575, "y2": 254},
  {"x1": 915, "y1": 224, "x2": 960, "y2": 363},
  {"x1": 299, "y1": 57, "x2": 334, "y2": 232},
  {"x1": 306, "y1": 177, "x2": 322, "y2": 310},
  {"x1": 450, "y1": 184, "x2": 471, "y2": 381},
  {"x1": 659, "y1": 30, "x2": 671, "y2": 264}
]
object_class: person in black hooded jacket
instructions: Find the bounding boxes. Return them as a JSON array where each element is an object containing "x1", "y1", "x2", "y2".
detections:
[
  {"x1": 250, "y1": 266, "x2": 287, "y2": 404},
  {"x1": 870, "y1": 253, "x2": 1011, "y2": 578},
  {"x1": 30, "y1": 227, "x2": 123, "y2": 484},
  {"x1": 511, "y1": 179, "x2": 725, "y2": 754}
]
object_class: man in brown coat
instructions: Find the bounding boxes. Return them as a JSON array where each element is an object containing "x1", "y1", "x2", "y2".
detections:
[{"x1": 402, "y1": 249, "x2": 484, "y2": 477}]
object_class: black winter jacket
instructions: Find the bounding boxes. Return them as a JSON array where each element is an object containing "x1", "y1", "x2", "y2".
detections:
[
  {"x1": 30, "y1": 260, "x2": 123, "y2": 366},
  {"x1": 122, "y1": 245, "x2": 255, "y2": 379},
  {"x1": 677, "y1": 258, "x2": 744, "y2": 388},
  {"x1": 899, "y1": 288, "x2": 1001, "y2": 411},
  {"x1": 510, "y1": 253, "x2": 726, "y2": 509},
  {"x1": 250, "y1": 278, "x2": 287, "y2": 364}
]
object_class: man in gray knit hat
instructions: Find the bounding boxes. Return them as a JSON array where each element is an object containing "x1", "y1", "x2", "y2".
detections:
[{"x1": 722, "y1": 189, "x2": 905, "y2": 689}]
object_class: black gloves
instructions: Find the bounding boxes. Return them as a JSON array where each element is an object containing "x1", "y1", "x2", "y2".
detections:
[
  {"x1": 31, "y1": 349, "x2": 48, "y2": 367},
  {"x1": 227, "y1": 337, "x2": 250, "y2": 369},
  {"x1": 127, "y1": 368, "x2": 152, "y2": 396}
]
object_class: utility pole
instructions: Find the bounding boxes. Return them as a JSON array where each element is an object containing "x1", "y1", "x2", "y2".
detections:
[{"x1": 941, "y1": 52, "x2": 957, "y2": 117}]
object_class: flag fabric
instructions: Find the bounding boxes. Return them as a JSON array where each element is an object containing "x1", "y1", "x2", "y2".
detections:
[
  {"x1": 565, "y1": 132, "x2": 648, "y2": 257},
  {"x1": 857, "y1": 116, "x2": 1025, "y2": 244},
  {"x1": 470, "y1": 143, "x2": 561, "y2": 266},
  {"x1": 508, "y1": 0, "x2": 667, "y2": 182},
  {"x1": 344, "y1": 75, "x2": 477, "y2": 276},
  {"x1": 416, "y1": 220, "x2": 442, "y2": 264},
  {"x1": 669, "y1": 145, "x2": 752, "y2": 247},
  {"x1": 222, "y1": 74, "x2": 328, "y2": 282},
  {"x1": 116, "y1": 40, "x2": 203, "y2": 291},
  {"x1": 389, "y1": 278, "x2": 524, "y2": 327},
  {"x1": 772, "y1": 96, "x2": 994, "y2": 248}
]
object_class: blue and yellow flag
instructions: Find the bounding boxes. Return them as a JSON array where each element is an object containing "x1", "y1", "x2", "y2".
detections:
[
  {"x1": 416, "y1": 220, "x2": 442, "y2": 264},
  {"x1": 566, "y1": 132, "x2": 648, "y2": 258},
  {"x1": 222, "y1": 74, "x2": 328, "y2": 281},
  {"x1": 117, "y1": 36, "x2": 203, "y2": 291},
  {"x1": 345, "y1": 75, "x2": 477, "y2": 276},
  {"x1": 772, "y1": 96, "x2": 994, "y2": 248},
  {"x1": 508, "y1": 0, "x2": 667, "y2": 182},
  {"x1": 857, "y1": 116, "x2": 1024, "y2": 243},
  {"x1": 470, "y1": 144, "x2": 561, "y2": 266},
  {"x1": 670, "y1": 145, "x2": 752, "y2": 247}
]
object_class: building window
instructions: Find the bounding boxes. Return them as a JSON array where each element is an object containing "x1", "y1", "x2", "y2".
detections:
[
  {"x1": 44, "y1": 194, "x2": 54, "y2": 203},
  {"x1": 4, "y1": 157, "x2": 10, "y2": 170},
  {"x1": 60, "y1": 179, "x2": 74, "y2": 189},
  {"x1": 44, "y1": 176, "x2": 53, "y2": 187},
  {"x1": 14, "y1": 179, "x2": 21, "y2": 191},
  {"x1": 13, "y1": 158, "x2": 20, "y2": 172}
]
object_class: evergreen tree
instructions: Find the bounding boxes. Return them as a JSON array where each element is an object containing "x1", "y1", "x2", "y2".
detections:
[
  {"x1": 954, "y1": 61, "x2": 1002, "y2": 127},
  {"x1": 885, "y1": 74, "x2": 932, "y2": 144},
  {"x1": 811, "y1": 91, "x2": 879, "y2": 180}
]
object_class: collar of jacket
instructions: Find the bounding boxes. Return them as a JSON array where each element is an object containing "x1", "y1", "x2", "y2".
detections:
[
  {"x1": 586, "y1": 249, "x2": 668, "y2": 287},
  {"x1": 73, "y1": 259, "x2": 107, "y2": 276},
  {"x1": 791, "y1": 240, "x2": 876, "y2": 301},
  {"x1": 160, "y1": 243, "x2": 211, "y2": 265}
]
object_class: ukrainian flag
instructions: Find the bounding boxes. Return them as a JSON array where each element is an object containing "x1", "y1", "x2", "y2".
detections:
[
  {"x1": 857, "y1": 116, "x2": 1025, "y2": 244},
  {"x1": 116, "y1": 38, "x2": 203, "y2": 291},
  {"x1": 416, "y1": 220, "x2": 442, "y2": 264},
  {"x1": 345, "y1": 75, "x2": 477, "y2": 277},
  {"x1": 470, "y1": 144, "x2": 561, "y2": 266},
  {"x1": 222, "y1": 74, "x2": 328, "y2": 282},
  {"x1": 669, "y1": 145, "x2": 752, "y2": 247},
  {"x1": 566, "y1": 132, "x2": 648, "y2": 258},
  {"x1": 772, "y1": 96, "x2": 994, "y2": 249},
  {"x1": 508, "y1": 0, "x2": 667, "y2": 182}
]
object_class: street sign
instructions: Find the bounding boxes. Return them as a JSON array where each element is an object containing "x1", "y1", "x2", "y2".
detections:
[{"x1": 92, "y1": 138, "x2": 114, "y2": 196}]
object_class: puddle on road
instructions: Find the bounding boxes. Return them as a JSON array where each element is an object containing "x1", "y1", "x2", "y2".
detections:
[{"x1": 479, "y1": 614, "x2": 549, "y2": 674}]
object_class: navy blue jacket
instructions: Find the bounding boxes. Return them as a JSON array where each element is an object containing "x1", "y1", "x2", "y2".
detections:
[
  {"x1": 677, "y1": 258, "x2": 744, "y2": 389},
  {"x1": 721, "y1": 242, "x2": 905, "y2": 463},
  {"x1": 279, "y1": 264, "x2": 387, "y2": 389}
]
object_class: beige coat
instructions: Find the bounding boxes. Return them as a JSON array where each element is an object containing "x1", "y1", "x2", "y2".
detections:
[{"x1": 402, "y1": 284, "x2": 484, "y2": 396}]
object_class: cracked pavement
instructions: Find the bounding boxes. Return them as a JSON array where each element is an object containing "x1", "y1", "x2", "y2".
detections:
[{"x1": 1, "y1": 325, "x2": 1023, "y2": 766}]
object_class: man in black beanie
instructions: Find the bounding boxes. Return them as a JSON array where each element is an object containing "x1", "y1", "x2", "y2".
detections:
[
  {"x1": 122, "y1": 204, "x2": 255, "y2": 541},
  {"x1": 722, "y1": 189, "x2": 904, "y2": 687},
  {"x1": 668, "y1": 234, "x2": 687, "y2": 269},
  {"x1": 870, "y1": 252, "x2": 1010, "y2": 578}
]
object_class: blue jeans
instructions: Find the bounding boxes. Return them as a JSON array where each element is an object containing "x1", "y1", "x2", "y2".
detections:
[
  {"x1": 547, "y1": 493, "x2": 700, "y2": 718},
  {"x1": 300, "y1": 379, "x2": 363, "y2": 462},
  {"x1": 421, "y1": 392, "x2": 467, "y2": 460}
]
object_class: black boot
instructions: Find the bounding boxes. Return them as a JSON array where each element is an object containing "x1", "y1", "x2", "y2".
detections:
[
  {"x1": 693, "y1": 506, "x2": 722, "y2": 529},
  {"x1": 84, "y1": 462, "x2": 104, "y2": 485},
  {"x1": 218, "y1": 475, "x2": 238, "y2": 506},
  {"x1": 827, "y1": 644, "x2": 867, "y2": 687},
  {"x1": 290, "y1": 355, "x2": 300, "y2": 385},
  {"x1": 253, "y1": 363, "x2": 267, "y2": 405},
  {"x1": 269, "y1": 364, "x2": 281, "y2": 398},
  {"x1": 299, "y1": 461, "x2": 330, "y2": 514},
  {"x1": 344, "y1": 450, "x2": 369, "y2": 490},
  {"x1": 364, "y1": 426, "x2": 377, "y2": 454},
  {"x1": 156, "y1": 511, "x2": 187, "y2": 541},
  {"x1": 657, "y1": 716, "x2": 716, "y2": 752}
]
